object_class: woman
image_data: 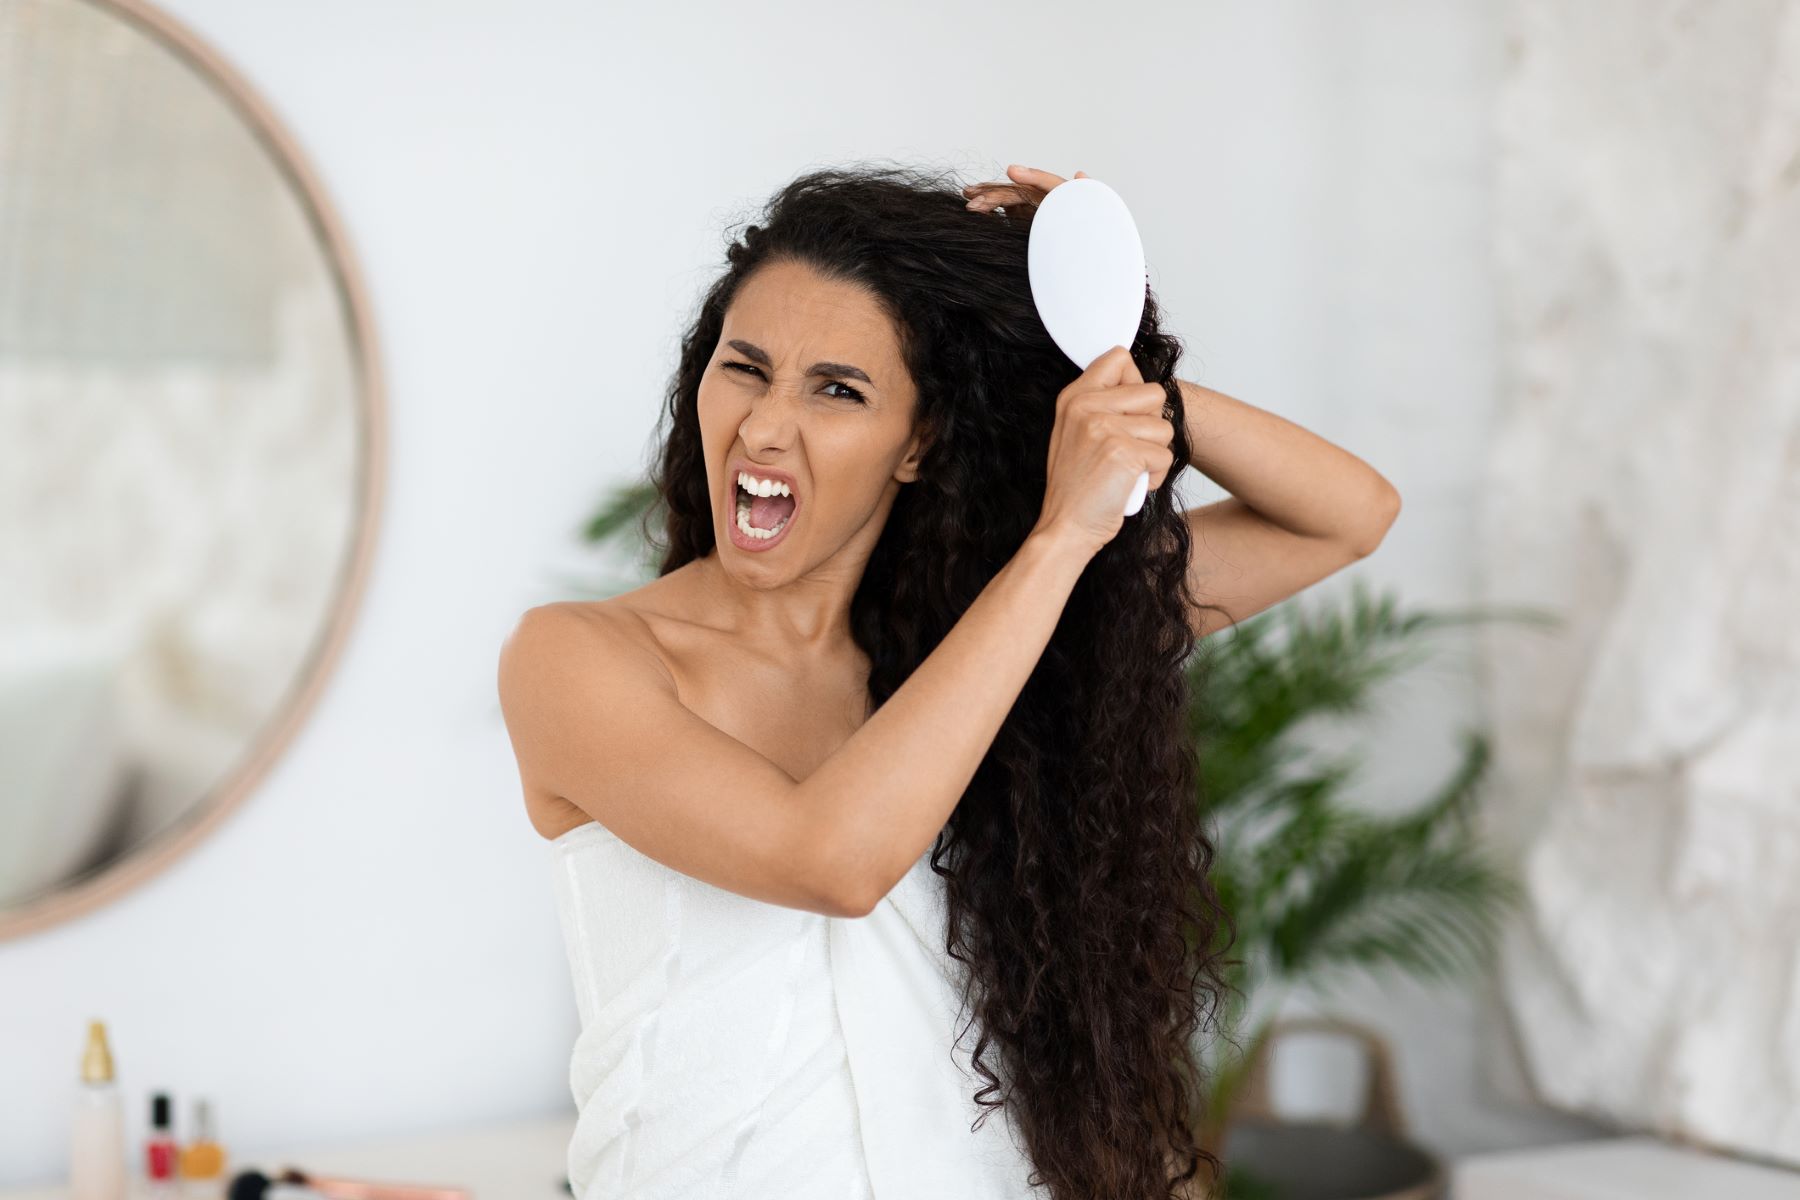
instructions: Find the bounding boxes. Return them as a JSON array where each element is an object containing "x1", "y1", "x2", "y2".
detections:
[{"x1": 498, "y1": 162, "x2": 1401, "y2": 1200}]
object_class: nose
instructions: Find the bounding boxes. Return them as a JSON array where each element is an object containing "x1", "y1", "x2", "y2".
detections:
[{"x1": 736, "y1": 380, "x2": 803, "y2": 449}]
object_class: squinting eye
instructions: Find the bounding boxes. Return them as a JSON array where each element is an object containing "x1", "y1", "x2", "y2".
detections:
[{"x1": 722, "y1": 361, "x2": 867, "y2": 405}]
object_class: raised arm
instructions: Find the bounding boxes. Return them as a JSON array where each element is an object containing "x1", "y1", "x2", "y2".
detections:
[
  {"x1": 807, "y1": 346, "x2": 1174, "y2": 907},
  {"x1": 498, "y1": 525, "x2": 1093, "y2": 919},
  {"x1": 794, "y1": 524, "x2": 1093, "y2": 912},
  {"x1": 1175, "y1": 378, "x2": 1400, "y2": 639}
]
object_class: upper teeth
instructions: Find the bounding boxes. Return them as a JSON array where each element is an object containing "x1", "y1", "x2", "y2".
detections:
[{"x1": 737, "y1": 471, "x2": 791, "y2": 498}]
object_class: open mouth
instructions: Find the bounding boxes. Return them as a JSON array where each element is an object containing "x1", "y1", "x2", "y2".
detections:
[{"x1": 734, "y1": 473, "x2": 797, "y2": 541}]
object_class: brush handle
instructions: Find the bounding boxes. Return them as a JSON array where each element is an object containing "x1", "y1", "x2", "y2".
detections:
[
  {"x1": 1124, "y1": 470, "x2": 1149, "y2": 516},
  {"x1": 292, "y1": 1170, "x2": 471, "y2": 1200}
]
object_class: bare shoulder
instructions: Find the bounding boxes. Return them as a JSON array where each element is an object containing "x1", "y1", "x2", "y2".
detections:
[
  {"x1": 514, "y1": 595, "x2": 674, "y2": 677},
  {"x1": 496, "y1": 575, "x2": 841, "y2": 913},
  {"x1": 505, "y1": 559, "x2": 715, "y2": 681},
  {"x1": 498, "y1": 589, "x2": 684, "y2": 840}
]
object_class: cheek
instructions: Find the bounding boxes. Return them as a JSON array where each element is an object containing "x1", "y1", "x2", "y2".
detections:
[
  {"x1": 694, "y1": 383, "x2": 745, "y2": 456},
  {"x1": 694, "y1": 379, "x2": 727, "y2": 427},
  {"x1": 811, "y1": 439, "x2": 899, "y2": 518}
]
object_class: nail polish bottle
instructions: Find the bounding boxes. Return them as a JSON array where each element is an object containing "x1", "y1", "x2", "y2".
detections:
[
  {"x1": 145, "y1": 1092, "x2": 177, "y2": 1197},
  {"x1": 179, "y1": 1097, "x2": 228, "y2": 1194}
]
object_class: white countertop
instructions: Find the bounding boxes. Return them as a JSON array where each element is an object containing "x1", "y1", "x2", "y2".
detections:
[
  {"x1": 4, "y1": 1113, "x2": 577, "y2": 1200},
  {"x1": 1454, "y1": 1135, "x2": 1800, "y2": 1199},
  {"x1": 26, "y1": 1122, "x2": 1800, "y2": 1199}
]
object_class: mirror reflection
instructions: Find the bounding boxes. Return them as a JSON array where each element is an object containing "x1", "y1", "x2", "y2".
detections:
[{"x1": 0, "y1": 0, "x2": 373, "y2": 927}]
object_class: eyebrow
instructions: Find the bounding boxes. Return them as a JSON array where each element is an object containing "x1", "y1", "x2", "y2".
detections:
[{"x1": 726, "y1": 339, "x2": 874, "y2": 386}]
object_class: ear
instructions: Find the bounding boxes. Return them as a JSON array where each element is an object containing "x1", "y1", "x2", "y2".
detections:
[{"x1": 895, "y1": 423, "x2": 934, "y2": 483}]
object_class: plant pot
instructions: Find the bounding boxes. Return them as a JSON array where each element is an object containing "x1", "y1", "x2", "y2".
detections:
[{"x1": 1215, "y1": 1017, "x2": 1446, "y2": 1200}]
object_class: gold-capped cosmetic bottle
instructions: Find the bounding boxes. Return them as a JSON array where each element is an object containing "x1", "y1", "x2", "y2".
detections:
[{"x1": 70, "y1": 1019, "x2": 126, "y2": 1200}]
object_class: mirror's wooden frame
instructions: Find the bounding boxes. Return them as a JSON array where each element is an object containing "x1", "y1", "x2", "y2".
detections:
[{"x1": 0, "y1": 0, "x2": 387, "y2": 941}]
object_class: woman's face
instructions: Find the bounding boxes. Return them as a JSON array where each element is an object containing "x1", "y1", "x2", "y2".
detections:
[{"x1": 698, "y1": 258, "x2": 927, "y2": 579}]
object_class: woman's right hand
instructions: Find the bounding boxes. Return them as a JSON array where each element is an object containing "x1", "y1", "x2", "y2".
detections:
[{"x1": 1033, "y1": 345, "x2": 1178, "y2": 556}]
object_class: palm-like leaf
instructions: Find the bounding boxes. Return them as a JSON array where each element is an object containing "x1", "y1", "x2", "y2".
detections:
[{"x1": 582, "y1": 479, "x2": 662, "y2": 546}]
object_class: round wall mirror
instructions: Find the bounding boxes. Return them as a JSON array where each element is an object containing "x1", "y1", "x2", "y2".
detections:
[{"x1": 0, "y1": 0, "x2": 384, "y2": 939}]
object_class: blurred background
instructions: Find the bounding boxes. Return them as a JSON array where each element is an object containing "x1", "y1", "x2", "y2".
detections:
[{"x1": 2, "y1": 0, "x2": 1797, "y2": 1194}]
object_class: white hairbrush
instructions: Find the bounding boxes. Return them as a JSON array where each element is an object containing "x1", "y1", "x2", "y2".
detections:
[{"x1": 1026, "y1": 177, "x2": 1151, "y2": 516}]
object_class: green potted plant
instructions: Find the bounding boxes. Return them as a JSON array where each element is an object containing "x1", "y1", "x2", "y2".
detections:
[
  {"x1": 569, "y1": 479, "x2": 1560, "y2": 1199},
  {"x1": 1186, "y1": 579, "x2": 1560, "y2": 1197}
]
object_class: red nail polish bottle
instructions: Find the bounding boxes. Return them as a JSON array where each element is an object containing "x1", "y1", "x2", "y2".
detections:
[{"x1": 145, "y1": 1092, "x2": 178, "y2": 1195}]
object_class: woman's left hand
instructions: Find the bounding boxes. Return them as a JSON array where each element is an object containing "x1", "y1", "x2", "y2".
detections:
[{"x1": 963, "y1": 164, "x2": 1088, "y2": 212}]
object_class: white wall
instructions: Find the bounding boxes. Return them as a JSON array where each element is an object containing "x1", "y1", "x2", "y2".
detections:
[
  {"x1": 1484, "y1": 0, "x2": 1800, "y2": 1165},
  {"x1": 1, "y1": 0, "x2": 1604, "y2": 1181}
]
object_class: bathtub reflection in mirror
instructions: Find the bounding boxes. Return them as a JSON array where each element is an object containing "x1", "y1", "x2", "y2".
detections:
[{"x1": 0, "y1": 0, "x2": 383, "y2": 938}]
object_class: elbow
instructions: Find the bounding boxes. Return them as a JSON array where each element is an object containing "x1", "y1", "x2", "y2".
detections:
[
  {"x1": 805, "y1": 815, "x2": 882, "y2": 919},
  {"x1": 825, "y1": 863, "x2": 881, "y2": 919},
  {"x1": 834, "y1": 889, "x2": 878, "y2": 921},
  {"x1": 1351, "y1": 482, "x2": 1401, "y2": 557}
]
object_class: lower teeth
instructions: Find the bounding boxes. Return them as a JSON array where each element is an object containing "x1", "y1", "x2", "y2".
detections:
[{"x1": 736, "y1": 495, "x2": 790, "y2": 540}]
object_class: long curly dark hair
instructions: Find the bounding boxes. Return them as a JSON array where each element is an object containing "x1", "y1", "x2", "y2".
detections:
[{"x1": 640, "y1": 162, "x2": 1237, "y2": 1198}]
